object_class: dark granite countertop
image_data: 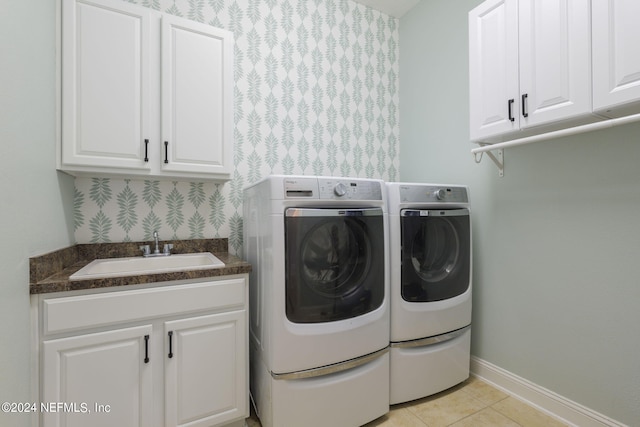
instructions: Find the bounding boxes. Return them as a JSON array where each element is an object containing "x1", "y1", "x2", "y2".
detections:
[{"x1": 30, "y1": 238, "x2": 251, "y2": 294}]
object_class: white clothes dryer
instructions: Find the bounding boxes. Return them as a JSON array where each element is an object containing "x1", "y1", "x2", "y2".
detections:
[
  {"x1": 244, "y1": 175, "x2": 390, "y2": 427},
  {"x1": 386, "y1": 183, "x2": 472, "y2": 404}
]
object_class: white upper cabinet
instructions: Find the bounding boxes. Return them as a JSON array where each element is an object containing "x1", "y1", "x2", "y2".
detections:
[
  {"x1": 469, "y1": 0, "x2": 592, "y2": 142},
  {"x1": 469, "y1": 0, "x2": 520, "y2": 140},
  {"x1": 59, "y1": 0, "x2": 234, "y2": 181},
  {"x1": 61, "y1": 0, "x2": 151, "y2": 171},
  {"x1": 160, "y1": 16, "x2": 234, "y2": 176},
  {"x1": 592, "y1": 0, "x2": 640, "y2": 118},
  {"x1": 518, "y1": 0, "x2": 591, "y2": 127}
]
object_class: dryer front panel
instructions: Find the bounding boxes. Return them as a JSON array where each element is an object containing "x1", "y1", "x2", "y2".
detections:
[
  {"x1": 400, "y1": 209, "x2": 470, "y2": 302},
  {"x1": 285, "y1": 208, "x2": 385, "y2": 323}
]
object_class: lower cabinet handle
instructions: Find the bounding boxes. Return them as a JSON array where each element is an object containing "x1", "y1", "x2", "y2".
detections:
[
  {"x1": 164, "y1": 141, "x2": 169, "y2": 164},
  {"x1": 144, "y1": 335, "x2": 150, "y2": 364},
  {"x1": 144, "y1": 139, "x2": 149, "y2": 162},
  {"x1": 508, "y1": 99, "x2": 515, "y2": 122},
  {"x1": 522, "y1": 93, "x2": 529, "y2": 118},
  {"x1": 168, "y1": 331, "x2": 173, "y2": 359}
]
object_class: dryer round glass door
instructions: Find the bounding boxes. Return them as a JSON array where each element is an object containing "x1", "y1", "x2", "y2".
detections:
[
  {"x1": 400, "y1": 209, "x2": 470, "y2": 302},
  {"x1": 285, "y1": 207, "x2": 385, "y2": 323}
]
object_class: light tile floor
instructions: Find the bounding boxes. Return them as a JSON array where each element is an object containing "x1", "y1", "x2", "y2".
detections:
[{"x1": 246, "y1": 376, "x2": 569, "y2": 427}]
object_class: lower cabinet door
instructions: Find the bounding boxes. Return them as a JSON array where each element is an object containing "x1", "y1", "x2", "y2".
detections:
[
  {"x1": 164, "y1": 311, "x2": 247, "y2": 427},
  {"x1": 41, "y1": 324, "x2": 153, "y2": 427}
]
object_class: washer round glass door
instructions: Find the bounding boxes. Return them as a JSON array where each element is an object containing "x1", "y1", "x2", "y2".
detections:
[
  {"x1": 285, "y1": 207, "x2": 385, "y2": 323},
  {"x1": 400, "y1": 209, "x2": 470, "y2": 302}
]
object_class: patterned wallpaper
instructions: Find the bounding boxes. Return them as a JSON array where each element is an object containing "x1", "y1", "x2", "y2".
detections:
[{"x1": 74, "y1": 0, "x2": 400, "y2": 254}]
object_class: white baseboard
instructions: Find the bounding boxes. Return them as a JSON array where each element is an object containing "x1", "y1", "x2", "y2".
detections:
[{"x1": 470, "y1": 357, "x2": 628, "y2": 427}]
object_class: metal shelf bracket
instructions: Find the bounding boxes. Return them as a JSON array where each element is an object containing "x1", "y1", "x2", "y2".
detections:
[{"x1": 474, "y1": 146, "x2": 504, "y2": 177}]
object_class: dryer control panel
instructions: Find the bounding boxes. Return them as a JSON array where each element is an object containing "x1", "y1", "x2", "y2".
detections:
[{"x1": 399, "y1": 185, "x2": 468, "y2": 203}]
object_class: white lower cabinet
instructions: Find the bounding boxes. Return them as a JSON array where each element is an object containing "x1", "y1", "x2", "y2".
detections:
[
  {"x1": 33, "y1": 277, "x2": 248, "y2": 427},
  {"x1": 42, "y1": 325, "x2": 153, "y2": 427},
  {"x1": 165, "y1": 312, "x2": 246, "y2": 427}
]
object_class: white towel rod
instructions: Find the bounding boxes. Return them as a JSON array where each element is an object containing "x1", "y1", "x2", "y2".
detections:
[{"x1": 471, "y1": 112, "x2": 640, "y2": 155}]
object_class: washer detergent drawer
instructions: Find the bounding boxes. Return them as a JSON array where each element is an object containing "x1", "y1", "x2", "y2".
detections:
[
  {"x1": 270, "y1": 352, "x2": 389, "y2": 427},
  {"x1": 390, "y1": 328, "x2": 471, "y2": 405}
]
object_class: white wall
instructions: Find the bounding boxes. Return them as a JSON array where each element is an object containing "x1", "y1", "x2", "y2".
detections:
[
  {"x1": 400, "y1": 1, "x2": 640, "y2": 425},
  {"x1": 0, "y1": 1, "x2": 75, "y2": 426}
]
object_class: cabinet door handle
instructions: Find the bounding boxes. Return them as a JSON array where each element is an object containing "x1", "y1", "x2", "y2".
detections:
[
  {"x1": 164, "y1": 141, "x2": 169, "y2": 164},
  {"x1": 144, "y1": 139, "x2": 149, "y2": 162},
  {"x1": 508, "y1": 99, "x2": 515, "y2": 122},
  {"x1": 168, "y1": 331, "x2": 174, "y2": 359},
  {"x1": 522, "y1": 93, "x2": 529, "y2": 117},
  {"x1": 144, "y1": 335, "x2": 150, "y2": 364}
]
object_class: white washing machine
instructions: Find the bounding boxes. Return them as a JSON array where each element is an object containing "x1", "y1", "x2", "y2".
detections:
[
  {"x1": 386, "y1": 183, "x2": 472, "y2": 404},
  {"x1": 243, "y1": 175, "x2": 390, "y2": 427}
]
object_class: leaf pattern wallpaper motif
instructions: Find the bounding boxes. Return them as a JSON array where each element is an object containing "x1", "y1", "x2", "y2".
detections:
[
  {"x1": 74, "y1": 0, "x2": 400, "y2": 254},
  {"x1": 166, "y1": 185, "x2": 185, "y2": 237},
  {"x1": 116, "y1": 181, "x2": 138, "y2": 239}
]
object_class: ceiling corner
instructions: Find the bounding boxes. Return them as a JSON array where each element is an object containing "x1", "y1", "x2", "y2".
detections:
[{"x1": 351, "y1": 0, "x2": 420, "y2": 18}]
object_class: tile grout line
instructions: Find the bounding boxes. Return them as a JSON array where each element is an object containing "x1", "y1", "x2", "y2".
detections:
[{"x1": 448, "y1": 385, "x2": 518, "y2": 427}]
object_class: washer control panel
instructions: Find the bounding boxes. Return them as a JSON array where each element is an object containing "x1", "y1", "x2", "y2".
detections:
[
  {"x1": 283, "y1": 177, "x2": 383, "y2": 201},
  {"x1": 399, "y1": 185, "x2": 468, "y2": 203},
  {"x1": 318, "y1": 178, "x2": 383, "y2": 200}
]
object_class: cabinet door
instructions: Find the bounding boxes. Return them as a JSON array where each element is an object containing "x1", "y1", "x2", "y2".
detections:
[
  {"x1": 160, "y1": 15, "x2": 234, "y2": 178},
  {"x1": 469, "y1": 0, "x2": 520, "y2": 141},
  {"x1": 61, "y1": 0, "x2": 151, "y2": 170},
  {"x1": 42, "y1": 325, "x2": 153, "y2": 427},
  {"x1": 593, "y1": 0, "x2": 640, "y2": 117},
  {"x1": 164, "y1": 311, "x2": 247, "y2": 427},
  {"x1": 518, "y1": 0, "x2": 591, "y2": 127}
]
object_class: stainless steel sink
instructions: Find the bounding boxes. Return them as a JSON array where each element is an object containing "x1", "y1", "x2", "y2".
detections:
[{"x1": 69, "y1": 252, "x2": 225, "y2": 281}]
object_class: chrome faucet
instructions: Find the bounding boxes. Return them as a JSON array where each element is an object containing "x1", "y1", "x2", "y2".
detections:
[
  {"x1": 153, "y1": 230, "x2": 160, "y2": 254},
  {"x1": 139, "y1": 230, "x2": 173, "y2": 257}
]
